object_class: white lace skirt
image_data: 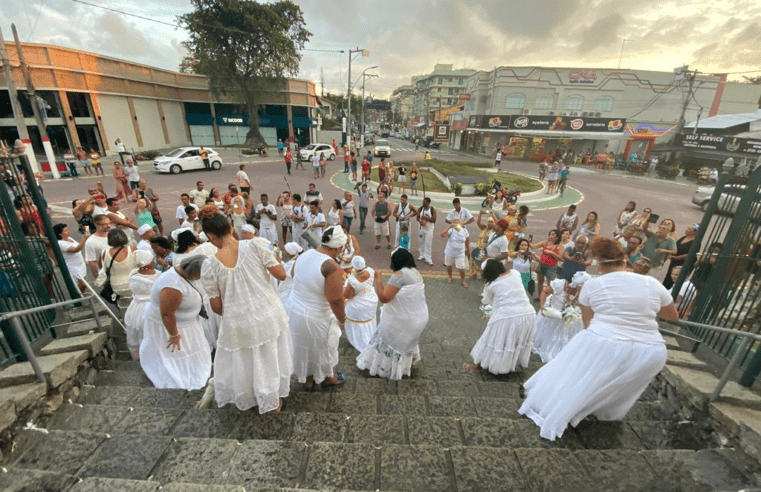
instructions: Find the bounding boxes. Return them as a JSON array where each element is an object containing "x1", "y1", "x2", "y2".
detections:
[
  {"x1": 470, "y1": 312, "x2": 536, "y2": 374},
  {"x1": 123, "y1": 300, "x2": 148, "y2": 351},
  {"x1": 344, "y1": 317, "x2": 377, "y2": 352},
  {"x1": 519, "y1": 329, "x2": 667, "y2": 441},
  {"x1": 288, "y1": 307, "x2": 341, "y2": 384},
  {"x1": 214, "y1": 328, "x2": 292, "y2": 413},
  {"x1": 532, "y1": 312, "x2": 584, "y2": 363},
  {"x1": 356, "y1": 333, "x2": 420, "y2": 380}
]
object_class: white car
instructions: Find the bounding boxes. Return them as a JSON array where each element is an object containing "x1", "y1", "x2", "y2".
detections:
[
  {"x1": 153, "y1": 147, "x2": 223, "y2": 174},
  {"x1": 691, "y1": 183, "x2": 760, "y2": 216},
  {"x1": 374, "y1": 139, "x2": 391, "y2": 157},
  {"x1": 299, "y1": 143, "x2": 336, "y2": 162}
]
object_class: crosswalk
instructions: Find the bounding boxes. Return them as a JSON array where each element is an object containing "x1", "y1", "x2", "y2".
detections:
[{"x1": 386, "y1": 146, "x2": 458, "y2": 155}]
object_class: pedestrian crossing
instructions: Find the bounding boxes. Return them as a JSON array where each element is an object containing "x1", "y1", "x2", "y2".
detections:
[{"x1": 386, "y1": 146, "x2": 458, "y2": 155}]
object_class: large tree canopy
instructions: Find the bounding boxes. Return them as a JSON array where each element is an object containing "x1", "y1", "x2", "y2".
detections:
[{"x1": 179, "y1": 0, "x2": 311, "y2": 145}]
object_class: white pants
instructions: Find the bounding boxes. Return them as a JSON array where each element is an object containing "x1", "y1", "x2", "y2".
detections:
[
  {"x1": 418, "y1": 225, "x2": 434, "y2": 262},
  {"x1": 259, "y1": 225, "x2": 278, "y2": 244},
  {"x1": 294, "y1": 226, "x2": 309, "y2": 250}
]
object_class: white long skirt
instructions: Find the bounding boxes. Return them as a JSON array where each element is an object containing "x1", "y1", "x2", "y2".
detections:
[
  {"x1": 345, "y1": 318, "x2": 376, "y2": 352},
  {"x1": 470, "y1": 312, "x2": 536, "y2": 374},
  {"x1": 123, "y1": 299, "x2": 149, "y2": 354},
  {"x1": 532, "y1": 312, "x2": 584, "y2": 363},
  {"x1": 356, "y1": 335, "x2": 420, "y2": 380},
  {"x1": 214, "y1": 329, "x2": 292, "y2": 413},
  {"x1": 139, "y1": 317, "x2": 212, "y2": 390},
  {"x1": 518, "y1": 330, "x2": 667, "y2": 441},
  {"x1": 289, "y1": 309, "x2": 341, "y2": 384}
]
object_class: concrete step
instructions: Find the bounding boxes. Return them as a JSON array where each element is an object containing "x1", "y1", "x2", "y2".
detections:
[
  {"x1": 40, "y1": 332, "x2": 108, "y2": 358},
  {"x1": 5, "y1": 431, "x2": 757, "y2": 491},
  {"x1": 58, "y1": 316, "x2": 112, "y2": 339},
  {"x1": 0, "y1": 350, "x2": 89, "y2": 389}
]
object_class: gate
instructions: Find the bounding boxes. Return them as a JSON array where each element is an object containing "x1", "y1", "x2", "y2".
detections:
[
  {"x1": 672, "y1": 161, "x2": 761, "y2": 387},
  {"x1": 0, "y1": 150, "x2": 79, "y2": 365}
]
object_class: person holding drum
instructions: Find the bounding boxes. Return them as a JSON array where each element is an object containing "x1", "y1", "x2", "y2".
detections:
[{"x1": 303, "y1": 200, "x2": 326, "y2": 249}]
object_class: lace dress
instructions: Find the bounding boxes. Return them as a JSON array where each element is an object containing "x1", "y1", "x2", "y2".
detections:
[
  {"x1": 344, "y1": 268, "x2": 378, "y2": 351},
  {"x1": 532, "y1": 279, "x2": 583, "y2": 363},
  {"x1": 201, "y1": 238, "x2": 292, "y2": 413}
]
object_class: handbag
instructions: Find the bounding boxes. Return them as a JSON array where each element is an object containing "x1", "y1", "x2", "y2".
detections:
[
  {"x1": 183, "y1": 276, "x2": 209, "y2": 320},
  {"x1": 99, "y1": 246, "x2": 125, "y2": 305}
]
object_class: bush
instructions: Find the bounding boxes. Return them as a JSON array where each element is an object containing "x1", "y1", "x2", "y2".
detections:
[
  {"x1": 139, "y1": 150, "x2": 161, "y2": 160},
  {"x1": 241, "y1": 148, "x2": 258, "y2": 155},
  {"x1": 474, "y1": 182, "x2": 492, "y2": 196},
  {"x1": 450, "y1": 182, "x2": 462, "y2": 196}
]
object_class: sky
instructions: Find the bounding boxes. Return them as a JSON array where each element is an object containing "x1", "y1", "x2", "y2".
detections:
[{"x1": 1, "y1": 0, "x2": 760, "y2": 100}]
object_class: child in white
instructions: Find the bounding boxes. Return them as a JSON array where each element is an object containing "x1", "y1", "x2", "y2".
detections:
[
  {"x1": 441, "y1": 219, "x2": 470, "y2": 288},
  {"x1": 532, "y1": 271, "x2": 590, "y2": 363}
]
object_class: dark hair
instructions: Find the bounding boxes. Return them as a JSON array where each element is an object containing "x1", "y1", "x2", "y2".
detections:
[
  {"x1": 569, "y1": 204, "x2": 577, "y2": 210},
  {"x1": 518, "y1": 205, "x2": 529, "y2": 216},
  {"x1": 185, "y1": 205, "x2": 196, "y2": 215},
  {"x1": 514, "y1": 238, "x2": 530, "y2": 251},
  {"x1": 482, "y1": 259, "x2": 507, "y2": 284},
  {"x1": 53, "y1": 223, "x2": 67, "y2": 240},
  {"x1": 309, "y1": 200, "x2": 319, "y2": 208},
  {"x1": 239, "y1": 164, "x2": 245, "y2": 170},
  {"x1": 333, "y1": 199, "x2": 342, "y2": 209},
  {"x1": 589, "y1": 236, "x2": 625, "y2": 265},
  {"x1": 261, "y1": 193, "x2": 268, "y2": 199},
  {"x1": 106, "y1": 197, "x2": 118, "y2": 207},
  {"x1": 176, "y1": 230, "x2": 200, "y2": 254},
  {"x1": 181, "y1": 193, "x2": 189, "y2": 199},
  {"x1": 200, "y1": 206, "x2": 232, "y2": 237},
  {"x1": 71, "y1": 199, "x2": 79, "y2": 208},
  {"x1": 453, "y1": 198, "x2": 460, "y2": 204},
  {"x1": 586, "y1": 211, "x2": 599, "y2": 223},
  {"x1": 423, "y1": 197, "x2": 431, "y2": 205},
  {"x1": 150, "y1": 236, "x2": 173, "y2": 250},
  {"x1": 548, "y1": 229, "x2": 562, "y2": 245},
  {"x1": 293, "y1": 193, "x2": 302, "y2": 202},
  {"x1": 390, "y1": 248, "x2": 416, "y2": 271},
  {"x1": 196, "y1": 181, "x2": 203, "y2": 186},
  {"x1": 401, "y1": 194, "x2": 408, "y2": 199},
  {"x1": 107, "y1": 228, "x2": 129, "y2": 247}
]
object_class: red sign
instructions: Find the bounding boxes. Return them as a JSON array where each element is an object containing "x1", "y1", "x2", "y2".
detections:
[
  {"x1": 288, "y1": 135, "x2": 294, "y2": 142},
  {"x1": 569, "y1": 69, "x2": 597, "y2": 84},
  {"x1": 458, "y1": 94, "x2": 471, "y2": 101}
]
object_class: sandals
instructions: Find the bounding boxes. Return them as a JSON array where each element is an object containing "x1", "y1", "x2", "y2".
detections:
[{"x1": 321, "y1": 371, "x2": 345, "y2": 388}]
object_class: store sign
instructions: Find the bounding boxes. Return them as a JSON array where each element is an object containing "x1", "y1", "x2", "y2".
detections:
[
  {"x1": 510, "y1": 115, "x2": 626, "y2": 132},
  {"x1": 484, "y1": 115, "x2": 512, "y2": 130},
  {"x1": 568, "y1": 69, "x2": 597, "y2": 84},
  {"x1": 458, "y1": 93, "x2": 471, "y2": 101},
  {"x1": 217, "y1": 114, "x2": 248, "y2": 126},
  {"x1": 435, "y1": 124, "x2": 450, "y2": 141},
  {"x1": 468, "y1": 115, "x2": 488, "y2": 128},
  {"x1": 677, "y1": 133, "x2": 761, "y2": 155}
]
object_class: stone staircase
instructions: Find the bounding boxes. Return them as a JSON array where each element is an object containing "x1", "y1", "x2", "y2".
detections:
[{"x1": 2, "y1": 279, "x2": 761, "y2": 491}]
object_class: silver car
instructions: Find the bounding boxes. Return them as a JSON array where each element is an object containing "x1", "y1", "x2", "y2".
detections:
[{"x1": 692, "y1": 184, "x2": 759, "y2": 215}]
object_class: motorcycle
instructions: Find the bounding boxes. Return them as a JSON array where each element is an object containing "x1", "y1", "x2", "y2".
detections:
[
  {"x1": 480, "y1": 181, "x2": 521, "y2": 208},
  {"x1": 256, "y1": 146, "x2": 268, "y2": 157}
]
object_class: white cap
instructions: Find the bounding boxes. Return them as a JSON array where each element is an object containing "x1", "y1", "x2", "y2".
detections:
[
  {"x1": 284, "y1": 242, "x2": 303, "y2": 256},
  {"x1": 351, "y1": 256, "x2": 366, "y2": 271},
  {"x1": 241, "y1": 224, "x2": 256, "y2": 234},
  {"x1": 134, "y1": 250, "x2": 154, "y2": 267},
  {"x1": 137, "y1": 224, "x2": 153, "y2": 236}
]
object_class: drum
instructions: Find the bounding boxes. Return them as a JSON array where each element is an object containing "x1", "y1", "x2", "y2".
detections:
[
  {"x1": 471, "y1": 247, "x2": 485, "y2": 262},
  {"x1": 300, "y1": 229, "x2": 321, "y2": 249}
]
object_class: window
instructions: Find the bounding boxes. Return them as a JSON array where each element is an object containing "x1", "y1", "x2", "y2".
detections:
[
  {"x1": 534, "y1": 94, "x2": 554, "y2": 110},
  {"x1": 458, "y1": 78, "x2": 464, "y2": 85},
  {"x1": 67, "y1": 92, "x2": 92, "y2": 117},
  {"x1": 448, "y1": 88, "x2": 455, "y2": 95},
  {"x1": 438, "y1": 77, "x2": 442, "y2": 84},
  {"x1": 593, "y1": 96, "x2": 613, "y2": 112},
  {"x1": 563, "y1": 95, "x2": 584, "y2": 111},
  {"x1": 505, "y1": 93, "x2": 526, "y2": 109}
]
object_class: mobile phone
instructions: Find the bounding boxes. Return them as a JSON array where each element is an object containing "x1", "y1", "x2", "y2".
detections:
[
  {"x1": 140, "y1": 191, "x2": 145, "y2": 198},
  {"x1": 648, "y1": 213, "x2": 660, "y2": 224},
  {"x1": 528, "y1": 234, "x2": 533, "y2": 243}
]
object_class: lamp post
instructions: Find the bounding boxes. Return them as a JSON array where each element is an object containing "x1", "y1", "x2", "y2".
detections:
[
  {"x1": 617, "y1": 38, "x2": 630, "y2": 70},
  {"x1": 346, "y1": 48, "x2": 369, "y2": 148},
  {"x1": 359, "y1": 67, "x2": 378, "y2": 138}
]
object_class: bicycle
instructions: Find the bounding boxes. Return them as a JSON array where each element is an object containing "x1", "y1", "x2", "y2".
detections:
[{"x1": 558, "y1": 179, "x2": 567, "y2": 197}]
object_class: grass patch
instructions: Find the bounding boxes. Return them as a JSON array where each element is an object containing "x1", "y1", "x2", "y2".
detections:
[
  {"x1": 370, "y1": 168, "x2": 449, "y2": 193},
  {"x1": 424, "y1": 159, "x2": 542, "y2": 193}
]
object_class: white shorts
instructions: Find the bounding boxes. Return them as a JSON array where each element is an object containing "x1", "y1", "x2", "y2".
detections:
[
  {"x1": 398, "y1": 175, "x2": 406, "y2": 183},
  {"x1": 444, "y1": 255, "x2": 468, "y2": 270},
  {"x1": 374, "y1": 220, "x2": 390, "y2": 236}
]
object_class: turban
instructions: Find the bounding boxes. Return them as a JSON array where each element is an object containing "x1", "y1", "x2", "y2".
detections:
[
  {"x1": 323, "y1": 226, "x2": 347, "y2": 249},
  {"x1": 352, "y1": 256, "x2": 366, "y2": 271},
  {"x1": 284, "y1": 242, "x2": 303, "y2": 256},
  {"x1": 137, "y1": 224, "x2": 153, "y2": 236},
  {"x1": 134, "y1": 250, "x2": 154, "y2": 268},
  {"x1": 570, "y1": 271, "x2": 591, "y2": 288}
]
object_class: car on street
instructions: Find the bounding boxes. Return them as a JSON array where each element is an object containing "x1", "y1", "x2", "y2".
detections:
[
  {"x1": 692, "y1": 183, "x2": 761, "y2": 216},
  {"x1": 374, "y1": 139, "x2": 391, "y2": 158},
  {"x1": 153, "y1": 147, "x2": 223, "y2": 174},
  {"x1": 299, "y1": 143, "x2": 336, "y2": 162}
]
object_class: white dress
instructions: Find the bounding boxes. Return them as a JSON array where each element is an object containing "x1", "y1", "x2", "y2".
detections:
[
  {"x1": 277, "y1": 258, "x2": 297, "y2": 305},
  {"x1": 532, "y1": 279, "x2": 583, "y2": 363},
  {"x1": 124, "y1": 270, "x2": 160, "y2": 356},
  {"x1": 519, "y1": 271, "x2": 672, "y2": 441},
  {"x1": 344, "y1": 268, "x2": 378, "y2": 351},
  {"x1": 174, "y1": 243, "x2": 221, "y2": 349},
  {"x1": 139, "y1": 268, "x2": 212, "y2": 390},
  {"x1": 201, "y1": 238, "x2": 292, "y2": 413},
  {"x1": 286, "y1": 249, "x2": 341, "y2": 384},
  {"x1": 327, "y1": 208, "x2": 341, "y2": 227},
  {"x1": 470, "y1": 271, "x2": 536, "y2": 374},
  {"x1": 356, "y1": 268, "x2": 429, "y2": 380},
  {"x1": 58, "y1": 238, "x2": 86, "y2": 281}
]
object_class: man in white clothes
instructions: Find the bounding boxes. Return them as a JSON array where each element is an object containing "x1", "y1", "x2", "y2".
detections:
[
  {"x1": 441, "y1": 219, "x2": 470, "y2": 288},
  {"x1": 291, "y1": 194, "x2": 309, "y2": 250},
  {"x1": 416, "y1": 197, "x2": 437, "y2": 265},
  {"x1": 483, "y1": 219, "x2": 510, "y2": 263},
  {"x1": 189, "y1": 181, "x2": 209, "y2": 208},
  {"x1": 392, "y1": 194, "x2": 417, "y2": 249},
  {"x1": 125, "y1": 159, "x2": 140, "y2": 190},
  {"x1": 115, "y1": 138, "x2": 130, "y2": 164},
  {"x1": 175, "y1": 193, "x2": 199, "y2": 225},
  {"x1": 256, "y1": 193, "x2": 279, "y2": 244},
  {"x1": 84, "y1": 214, "x2": 112, "y2": 278},
  {"x1": 304, "y1": 200, "x2": 327, "y2": 248},
  {"x1": 445, "y1": 198, "x2": 474, "y2": 226},
  {"x1": 106, "y1": 198, "x2": 138, "y2": 233},
  {"x1": 556, "y1": 204, "x2": 578, "y2": 234}
]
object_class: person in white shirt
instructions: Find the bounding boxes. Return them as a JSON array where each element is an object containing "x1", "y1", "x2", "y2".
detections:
[
  {"x1": 416, "y1": 197, "x2": 437, "y2": 265},
  {"x1": 256, "y1": 194, "x2": 279, "y2": 244},
  {"x1": 311, "y1": 153, "x2": 321, "y2": 179},
  {"x1": 84, "y1": 214, "x2": 112, "y2": 278},
  {"x1": 92, "y1": 194, "x2": 109, "y2": 217},
  {"x1": 115, "y1": 138, "x2": 129, "y2": 164},
  {"x1": 482, "y1": 219, "x2": 510, "y2": 263},
  {"x1": 291, "y1": 194, "x2": 310, "y2": 250},
  {"x1": 341, "y1": 191, "x2": 356, "y2": 234},
  {"x1": 189, "y1": 181, "x2": 210, "y2": 208},
  {"x1": 125, "y1": 159, "x2": 140, "y2": 190},
  {"x1": 236, "y1": 164, "x2": 251, "y2": 194},
  {"x1": 179, "y1": 206, "x2": 199, "y2": 233},
  {"x1": 175, "y1": 194, "x2": 199, "y2": 225},
  {"x1": 304, "y1": 200, "x2": 326, "y2": 247},
  {"x1": 136, "y1": 224, "x2": 155, "y2": 252},
  {"x1": 105, "y1": 198, "x2": 137, "y2": 232},
  {"x1": 666, "y1": 266, "x2": 695, "y2": 313},
  {"x1": 445, "y1": 198, "x2": 474, "y2": 225},
  {"x1": 441, "y1": 219, "x2": 471, "y2": 288}
]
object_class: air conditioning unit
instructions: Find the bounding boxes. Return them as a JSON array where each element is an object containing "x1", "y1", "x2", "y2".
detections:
[
  {"x1": 522, "y1": 109, "x2": 531, "y2": 115},
  {"x1": 548, "y1": 111, "x2": 555, "y2": 116},
  {"x1": 581, "y1": 112, "x2": 589, "y2": 117},
  {"x1": 595, "y1": 112, "x2": 602, "y2": 117},
  {"x1": 560, "y1": 112, "x2": 569, "y2": 117},
  {"x1": 571, "y1": 111, "x2": 580, "y2": 117}
]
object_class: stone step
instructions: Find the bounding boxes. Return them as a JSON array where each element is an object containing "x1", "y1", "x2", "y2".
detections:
[
  {"x1": 59, "y1": 316, "x2": 112, "y2": 339},
  {"x1": 39, "y1": 332, "x2": 108, "y2": 358},
  {"x1": 6, "y1": 432, "x2": 756, "y2": 491},
  {"x1": 0, "y1": 350, "x2": 89, "y2": 389}
]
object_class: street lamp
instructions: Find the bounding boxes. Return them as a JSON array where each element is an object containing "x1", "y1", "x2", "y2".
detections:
[
  {"x1": 358, "y1": 66, "x2": 378, "y2": 137},
  {"x1": 617, "y1": 38, "x2": 630, "y2": 69},
  {"x1": 346, "y1": 47, "x2": 369, "y2": 147}
]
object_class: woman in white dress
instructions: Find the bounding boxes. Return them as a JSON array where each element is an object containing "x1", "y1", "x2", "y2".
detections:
[
  {"x1": 140, "y1": 255, "x2": 212, "y2": 390},
  {"x1": 277, "y1": 242, "x2": 303, "y2": 305},
  {"x1": 519, "y1": 237, "x2": 679, "y2": 441},
  {"x1": 326, "y1": 199, "x2": 343, "y2": 228},
  {"x1": 613, "y1": 201, "x2": 637, "y2": 236},
  {"x1": 124, "y1": 250, "x2": 160, "y2": 360},
  {"x1": 287, "y1": 226, "x2": 348, "y2": 389},
  {"x1": 343, "y1": 256, "x2": 378, "y2": 351},
  {"x1": 99, "y1": 229, "x2": 137, "y2": 311},
  {"x1": 532, "y1": 272, "x2": 590, "y2": 363},
  {"x1": 276, "y1": 191, "x2": 294, "y2": 243},
  {"x1": 53, "y1": 224, "x2": 89, "y2": 293},
  {"x1": 337, "y1": 232, "x2": 360, "y2": 274},
  {"x1": 464, "y1": 259, "x2": 536, "y2": 374},
  {"x1": 229, "y1": 195, "x2": 247, "y2": 238},
  {"x1": 199, "y1": 207, "x2": 292, "y2": 413},
  {"x1": 357, "y1": 249, "x2": 429, "y2": 380}
]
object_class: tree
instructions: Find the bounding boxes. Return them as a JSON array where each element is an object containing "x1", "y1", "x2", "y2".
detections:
[{"x1": 179, "y1": 0, "x2": 311, "y2": 145}]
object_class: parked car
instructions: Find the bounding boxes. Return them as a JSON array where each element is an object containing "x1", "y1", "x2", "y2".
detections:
[
  {"x1": 374, "y1": 139, "x2": 391, "y2": 158},
  {"x1": 299, "y1": 143, "x2": 336, "y2": 162},
  {"x1": 153, "y1": 147, "x2": 223, "y2": 174},
  {"x1": 380, "y1": 131, "x2": 389, "y2": 138},
  {"x1": 364, "y1": 134, "x2": 375, "y2": 145},
  {"x1": 692, "y1": 184, "x2": 760, "y2": 216}
]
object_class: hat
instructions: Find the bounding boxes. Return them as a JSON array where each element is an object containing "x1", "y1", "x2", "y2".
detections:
[
  {"x1": 323, "y1": 226, "x2": 347, "y2": 249},
  {"x1": 241, "y1": 224, "x2": 256, "y2": 234},
  {"x1": 570, "y1": 271, "x2": 591, "y2": 288},
  {"x1": 134, "y1": 250, "x2": 154, "y2": 268},
  {"x1": 351, "y1": 256, "x2": 366, "y2": 271},
  {"x1": 171, "y1": 226, "x2": 193, "y2": 241},
  {"x1": 137, "y1": 224, "x2": 153, "y2": 236},
  {"x1": 284, "y1": 242, "x2": 303, "y2": 256},
  {"x1": 497, "y1": 219, "x2": 509, "y2": 230}
]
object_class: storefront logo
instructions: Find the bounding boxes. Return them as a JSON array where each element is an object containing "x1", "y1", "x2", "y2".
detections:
[
  {"x1": 513, "y1": 116, "x2": 529, "y2": 128},
  {"x1": 569, "y1": 69, "x2": 597, "y2": 84},
  {"x1": 608, "y1": 120, "x2": 623, "y2": 131},
  {"x1": 222, "y1": 117, "x2": 244, "y2": 124},
  {"x1": 488, "y1": 117, "x2": 503, "y2": 128},
  {"x1": 570, "y1": 118, "x2": 584, "y2": 130}
]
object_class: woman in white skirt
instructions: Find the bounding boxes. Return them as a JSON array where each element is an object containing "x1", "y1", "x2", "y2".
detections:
[
  {"x1": 124, "y1": 250, "x2": 160, "y2": 360},
  {"x1": 464, "y1": 259, "x2": 536, "y2": 374},
  {"x1": 532, "y1": 271, "x2": 590, "y2": 363},
  {"x1": 277, "y1": 242, "x2": 303, "y2": 305},
  {"x1": 200, "y1": 206, "x2": 292, "y2": 413},
  {"x1": 343, "y1": 256, "x2": 377, "y2": 351},
  {"x1": 357, "y1": 249, "x2": 429, "y2": 380},
  {"x1": 287, "y1": 226, "x2": 348, "y2": 390},
  {"x1": 519, "y1": 237, "x2": 679, "y2": 441},
  {"x1": 140, "y1": 256, "x2": 212, "y2": 390},
  {"x1": 173, "y1": 237, "x2": 220, "y2": 349},
  {"x1": 53, "y1": 224, "x2": 89, "y2": 293}
]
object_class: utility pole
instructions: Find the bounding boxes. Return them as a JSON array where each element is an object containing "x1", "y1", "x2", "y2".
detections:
[
  {"x1": 0, "y1": 27, "x2": 39, "y2": 172},
  {"x1": 320, "y1": 67, "x2": 324, "y2": 97},
  {"x1": 669, "y1": 66, "x2": 697, "y2": 162},
  {"x1": 12, "y1": 24, "x2": 59, "y2": 178},
  {"x1": 360, "y1": 72, "x2": 378, "y2": 138},
  {"x1": 346, "y1": 47, "x2": 368, "y2": 148}
]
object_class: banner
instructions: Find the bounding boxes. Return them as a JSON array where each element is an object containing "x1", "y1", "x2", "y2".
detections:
[
  {"x1": 510, "y1": 115, "x2": 625, "y2": 133},
  {"x1": 677, "y1": 134, "x2": 761, "y2": 155},
  {"x1": 435, "y1": 124, "x2": 450, "y2": 141}
]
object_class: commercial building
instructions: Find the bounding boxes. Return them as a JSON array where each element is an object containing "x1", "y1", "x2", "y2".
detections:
[
  {"x1": 410, "y1": 64, "x2": 476, "y2": 123},
  {"x1": 0, "y1": 41, "x2": 319, "y2": 161},
  {"x1": 449, "y1": 66, "x2": 761, "y2": 161},
  {"x1": 391, "y1": 85, "x2": 414, "y2": 128}
]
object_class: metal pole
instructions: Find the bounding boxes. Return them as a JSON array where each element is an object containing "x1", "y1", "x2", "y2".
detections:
[
  {"x1": 711, "y1": 336, "x2": 751, "y2": 402},
  {"x1": 361, "y1": 76, "x2": 365, "y2": 139},
  {"x1": 617, "y1": 38, "x2": 628, "y2": 70},
  {"x1": 88, "y1": 296, "x2": 104, "y2": 333},
  {"x1": 11, "y1": 25, "x2": 59, "y2": 179},
  {"x1": 347, "y1": 49, "x2": 353, "y2": 148},
  {"x1": 10, "y1": 318, "x2": 45, "y2": 382}
]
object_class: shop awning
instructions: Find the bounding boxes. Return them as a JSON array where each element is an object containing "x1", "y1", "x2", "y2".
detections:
[{"x1": 466, "y1": 128, "x2": 628, "y2": 140}]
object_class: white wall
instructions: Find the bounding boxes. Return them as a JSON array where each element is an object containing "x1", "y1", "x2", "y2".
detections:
[
  {"x1": 132, "y1": 97, "x2": 164, "y2": 151},
  {"x1": 97, "y1": 94, "x2": 137, "y2": 155},
  {"x1": 317, "y1": 130, "x2": 342, "y2": 144},
  {"x1": 162, "y1": 101, "x2": 191, "y2": 148}
]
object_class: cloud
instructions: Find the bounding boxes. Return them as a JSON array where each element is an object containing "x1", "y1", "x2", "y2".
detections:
[{"x1": 576, "y1": 13, "x2": 625, "y2": 54}]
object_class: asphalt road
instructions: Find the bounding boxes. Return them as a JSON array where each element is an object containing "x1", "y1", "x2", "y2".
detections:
[{"x1": 40, "y1": 137, "x2": 704, "y2": 277}]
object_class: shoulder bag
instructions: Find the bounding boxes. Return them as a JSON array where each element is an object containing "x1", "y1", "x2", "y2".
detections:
[{"x1": 99, "y1": 246, "x2": 125, "y2": 305}]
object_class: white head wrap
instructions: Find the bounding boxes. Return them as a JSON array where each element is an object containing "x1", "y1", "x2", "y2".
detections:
[
  {"x1": 137, "y1": 224, "x2": 153, "y2": 236},
  {"x1": 351, "y1": 256, "x2": 366, "y2": 271},
  {"x1": 134, "y1": 250, "x2": 154, "y2": 268},
  {"x1": 198, "y1": 232, "x2": 208, "y2": 242},
  {"x1": 570, "y1": 271, "x2": 592, "y2": 288},
  {"x1": 170, "y1": 226, "x2": 194, "y2": 242},
  {"x1": 241, "y1": 224, "x2": 256, "y2": 234},
  {"x1": 481, "y1": 260, "x2": 489, "y2": 271},
  {"x1": 284, "y1": 242, "x2": 303, "y2": 256},
  {"x1": 323, "y1": 226, "x2": 347, "y2": 249}
]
